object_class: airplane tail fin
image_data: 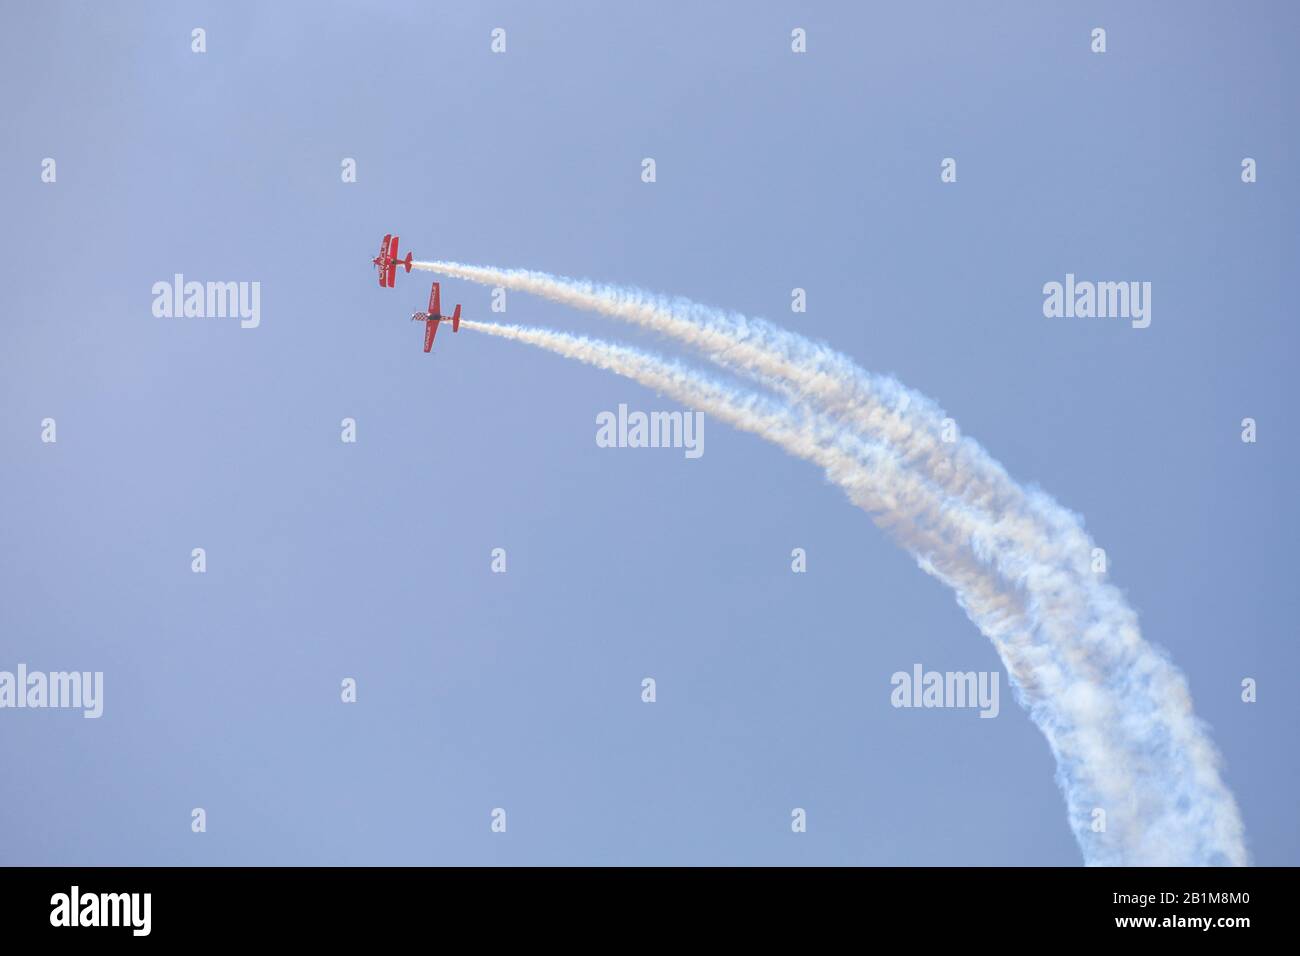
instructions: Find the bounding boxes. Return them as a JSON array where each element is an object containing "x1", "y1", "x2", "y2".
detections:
[
  {"x1": 403, "y1": 252, "x2": 413, "y2": 273},
  {"x1": 452, "y1": 304, "x2": 461, "y2": 332}
]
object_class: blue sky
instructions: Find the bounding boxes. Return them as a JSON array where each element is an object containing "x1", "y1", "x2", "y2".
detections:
[{"x1": 1, "y1": 1, "x2": 1296, "y2": 865}]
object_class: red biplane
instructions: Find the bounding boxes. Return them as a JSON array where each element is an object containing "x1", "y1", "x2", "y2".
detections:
[
  {"x1": 411, "y1": 282, "x2": 461, "y2": 353},
  {"x1": 372, "y1": 233, "x2": 413, "y2": 288}
]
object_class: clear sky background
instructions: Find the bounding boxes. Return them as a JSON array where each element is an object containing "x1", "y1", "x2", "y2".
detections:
[{"x1": 1, "y1": 1, "x2": 1296, "y2": 865}]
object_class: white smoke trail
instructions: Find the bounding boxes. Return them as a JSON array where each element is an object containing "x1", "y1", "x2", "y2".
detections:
[
  {"x1": 414, "y1": 261, "x2": 1019, "y2": 513},
  {"x1": 453, "y1": 301, "x2": 1246, "y2": 865},
  {"x1": 414, "y1": 261, "x2": 1074, "y2": 588}
]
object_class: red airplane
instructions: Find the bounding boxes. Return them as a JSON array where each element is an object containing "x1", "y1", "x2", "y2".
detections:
[
  {"x1": 412, "y1": 282, "x2": 461, "y2": 352},
  {"x1": 372, "y1": 233, "x2": 413, "y2": 288}
]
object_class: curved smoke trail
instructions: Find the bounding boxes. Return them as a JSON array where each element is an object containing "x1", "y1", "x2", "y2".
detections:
[
  {"x1": 446, "y1": 279, "x2": 1246, "y2": 866},
  {"x1": 414, "y1": 262, "x2": 1057, "y2": 552}
]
